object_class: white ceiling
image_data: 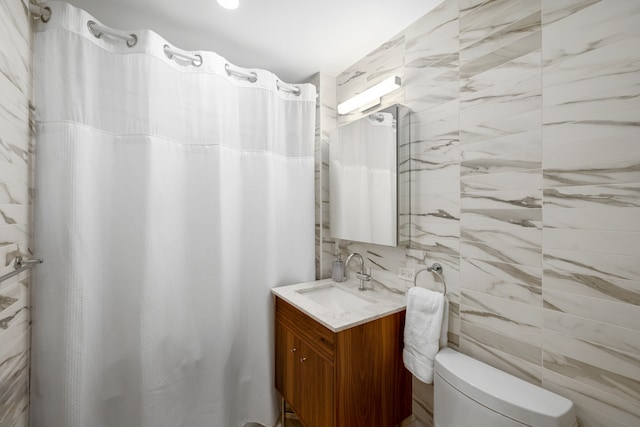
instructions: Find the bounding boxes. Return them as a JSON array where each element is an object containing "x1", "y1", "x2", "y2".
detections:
[{"x1": 61, "y1": 0, "x2": 444, "y2": 83}]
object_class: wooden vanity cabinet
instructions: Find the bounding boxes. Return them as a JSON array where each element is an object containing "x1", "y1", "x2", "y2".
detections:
[{"x1": 275, "y1": 297, "x2": 411, "y2": 427}]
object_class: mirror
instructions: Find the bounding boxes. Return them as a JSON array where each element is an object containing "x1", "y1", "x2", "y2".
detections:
[{"x1": 329, "y1": 104, "x2": 410, "y2": 247}]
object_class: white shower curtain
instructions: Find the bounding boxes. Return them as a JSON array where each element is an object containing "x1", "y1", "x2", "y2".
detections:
[{"x1": 30, "y1": 3, "x2": 315, "y2": 427}]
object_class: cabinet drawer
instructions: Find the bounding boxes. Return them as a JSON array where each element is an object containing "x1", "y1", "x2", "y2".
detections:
[{"x1": 275, "y1": 297, "x2": 335, "y2": 362}]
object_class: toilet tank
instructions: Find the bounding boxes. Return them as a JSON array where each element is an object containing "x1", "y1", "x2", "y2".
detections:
[{"x1": 434, "y1": 348, "x2": 577, "y2": 427}]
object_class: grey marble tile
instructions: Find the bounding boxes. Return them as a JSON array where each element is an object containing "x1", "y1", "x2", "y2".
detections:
[
  {"x1": 407, "y1": 0, "x2": 459, "y2": 47},
  {"x1": 543, "y1": 367, "x2": 640, "y2": 427},
  {"x1": 412, "y1": 175, "x2": 459, "y2": 196},
  {"x1": 460, "y1": 237, "x2": 541, "y2": 268},
  {"x1": 544, "y1": 228, "x2": 640, "y2": 257},
  {"x1": 544, "y1": 309, "x2": 640, "y2": 357},
  {"x1": 542, "y1": 0, "x2": 640, "y2": 49},
  {"x1": 409, "y1": 235, "x2": 460, "y2": 262},
  {"x1": 412, "y1": 114, "x2": 460, "y2": 144},
  {"x1": 461, "y1": 65, "x2": 540, "y2": 110},
  {"x1": 542, "y1": 115, "x2": 640, "y2": 149},
  {"x1": 461, "y1": 10, "x2": 541, "y2": 66},
  {"x1": 544, "y1": 207, "x2": 640, "y2": 232},
  {"x1": 461, "y1": 50, "x2": 541, "y2": 99},
  {"x1": 544, "y1": 261, "x2": 640, "y2": 309},
  {"x1": 461, "y1": 288, "x2": 542, "y2": 334},
  {"x1": 543, "y1": 183, "x2": 640, "y2": 207},
  {"x1": 412, "y1": 162, "x2": 460, "y2": 184},
  {"x1": 461, "y1": 188, "x2": 542, "y2": 210},
  {"x1": 541, "y1": 0, "x2": 600, "y2": 27},
  {"x1": 543, "y1": 331, "x2": 640, "y2": 402},
  {"x1": 461, "y1": 257, "x2": 542, "y2": 305},
  {"x1": 543, "y1": 133, "x2": 640, "y2": 170},
  {"x1": 412, "y1": 218, "x2": 460, "y2": 238},
  {"x1": 460, "y1": 319, "x2": 541, "y2": 365},
  {"x1": 543, "y1": 82, "x2": 640, "y2": 126},
  {"x1": 544, "y1": 160, "x2": 640, "y2": 188},
  {"x1": 406, "y1": 60, "x2": 459, "y2": 107},
  {"x1": 460, "y1": 31, "x2": 541, "y2": 79},
  {"x1": 461, "y1": 133, "x2": 541, "y2": 176},
  {"x1": 0, "y1": 0, "x2": 31, "y2": 96},
  {"x1": 411, "y1": 376, "x2": 435, "y2": 427},
  {"x1": 461, "y1": 208, "x2": 541, "y2": 230},
  {"x1": 544, "y1": 288, "x2": 640, "y2": 332},
  {"x1": 460, "y1": 89, "x2": 541, "y2": 130},
  {"x1": 461, "y1": 169, "x2": 541, "y2": 192},
  {"x1": 460, "y1": 0, "x2": 527, "y2": 33},
  {"x1": 337, "y1": 32, "x2": 405, "y2": 105},
  {"x1": 545, "y1": 246, "x2": 640, "y2": 284},
  {"x1": 0, "y1": 204, "x2": 27, "y2": 226},
  {"x1": 412, "y1": 192, "x2": 460, "y2": 223},
  {"x1": 460, "y1": 0, "x2": 540, "y2": 50},
  {"x1": 542, "y1": 36, "x2": 640, "y2": 89},
  {"x1": 0, "y1": 224, "x2": 29, "y2": 246},
  {"x1": 460, "y1": 336, "x2": 542, "y2": 385},
  {"x1": 460, "y1": 109, "x2": 541, "y2": 145},
  {"x1": 0, "y1": 182, "x2": 28, "y2": 205}
]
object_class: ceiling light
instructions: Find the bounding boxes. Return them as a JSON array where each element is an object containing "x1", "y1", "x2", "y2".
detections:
[
  {"x1": 337, "y1": 76, "x2": 402, "y2": 115},
  {"x1": 217, "y1": 0, "x2": 239, "y2": 10}
]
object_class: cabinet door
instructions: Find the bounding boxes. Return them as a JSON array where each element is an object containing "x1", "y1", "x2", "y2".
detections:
[
  {"x1": 298, "y1": 340, "x2": 334, "y2": 427},
  {"x1": 275, "y1": 319, "x2": 300, "y2": 409}
]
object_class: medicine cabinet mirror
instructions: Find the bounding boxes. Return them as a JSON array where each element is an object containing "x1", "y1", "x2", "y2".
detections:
[{"x1": 329, "y1": 104, "x2": 410, "y2": 247}]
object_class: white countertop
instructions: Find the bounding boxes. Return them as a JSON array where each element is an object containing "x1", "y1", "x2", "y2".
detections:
[{"x1": 272, "y1": 278, "x2": 408, "y2": 332}]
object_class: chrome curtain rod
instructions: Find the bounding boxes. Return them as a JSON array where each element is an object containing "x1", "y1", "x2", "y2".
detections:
[{"x1": 0, "y1": 257, "x2": 44, "y2": 283}]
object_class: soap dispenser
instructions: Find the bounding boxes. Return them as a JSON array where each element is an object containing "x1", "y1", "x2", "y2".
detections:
[{"x1": 332, "y1": 253, "x2": 345, "y2": 282}]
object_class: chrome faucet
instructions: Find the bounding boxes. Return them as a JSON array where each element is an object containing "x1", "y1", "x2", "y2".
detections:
[{"x1": 345, "y1": 252, "x2": 371, "y2": 291}]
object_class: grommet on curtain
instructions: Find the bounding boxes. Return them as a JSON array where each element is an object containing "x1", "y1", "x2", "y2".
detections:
[
  {"x1": 40, "y1": 6, "x2": 51, "y2": 23},
  {"x1": 87, "y1": 20, "x2": 137, "y2": 48},
  {"x1": 29, "y1": 4, "x2": 51, "y2": 22},
  {"x1": 126, "y1": 34, "x2": 138, "y2": 48},
  {"x1": 164, "y1": 45, "x2": 203, "y2": 67},
  {"x1": 225, "y1": 63, "x2": 258, "y2": 83},
  {"x1": 276, "y1": 80, "x2": 301, "y2": 96}
]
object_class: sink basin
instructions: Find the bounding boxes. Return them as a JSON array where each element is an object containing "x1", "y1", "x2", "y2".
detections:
[{"x1": 297, "y1": 285, "x2": 371, "y2": 312}]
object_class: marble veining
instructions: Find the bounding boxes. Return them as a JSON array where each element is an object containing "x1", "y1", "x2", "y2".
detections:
[
  {"x1": 0, "y1": 1, "x2": 32, "y2": 426},
  {"x1": 319, "y1": 0, "x2": 640, "y2": 425},
  {"x1": 272, "y1": 278, "x2": 407, "y2": 333}
]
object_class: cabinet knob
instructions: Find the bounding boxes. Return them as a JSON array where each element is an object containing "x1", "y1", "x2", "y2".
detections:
[
  {"x1": 290, "y1": 348, "x2": 297, "y2": 353},
  {"x1": 300, "y1": 357, "x2": 307, "y2": 362}
]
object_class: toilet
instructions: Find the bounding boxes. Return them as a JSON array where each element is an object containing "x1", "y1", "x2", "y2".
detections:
[{"x1": 434, "y1": 348, "x2": 577, "y2": 426}]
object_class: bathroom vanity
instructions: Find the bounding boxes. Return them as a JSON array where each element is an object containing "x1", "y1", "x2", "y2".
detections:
[{"x1": 273, "y1": 279, "x2": 411, "y2": 427}]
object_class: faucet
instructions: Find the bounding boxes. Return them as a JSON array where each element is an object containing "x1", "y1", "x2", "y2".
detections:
[{"x1": 345, "y1": 252, "x2": 371, "y2": 291}]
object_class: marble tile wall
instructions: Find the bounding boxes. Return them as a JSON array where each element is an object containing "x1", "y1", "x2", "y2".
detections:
[
  {"x1": 0, "y1": 1, "x2": 34, "y2": 426},
  {"x1": 540, "y1": 1, "x2": 640, "y2": 425},
  {"x1": 311, "y1": 72, "x2": 338, "y2": 279},
  {"x1": 319, "y1": 0, "x2": 640, "y2": 425}
]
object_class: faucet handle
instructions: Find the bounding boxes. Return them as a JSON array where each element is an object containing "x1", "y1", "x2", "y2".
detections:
[{"x1": 355, "y1": 272, "x2": 371, "y2": 281}]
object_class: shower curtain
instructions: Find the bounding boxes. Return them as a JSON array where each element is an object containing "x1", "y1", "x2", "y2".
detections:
[{"x1": 30, "y1": 3, "x2": 315, "y2": 427}]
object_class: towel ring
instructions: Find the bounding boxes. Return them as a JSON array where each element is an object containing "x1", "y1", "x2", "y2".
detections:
[{"x1": 414, "y1": 263, "x2": 447, "y2": 295}]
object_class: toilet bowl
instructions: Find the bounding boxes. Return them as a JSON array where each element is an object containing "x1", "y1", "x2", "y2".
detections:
[{"x1": 434, "y1": 348, "x2": 577, "y2": 426}]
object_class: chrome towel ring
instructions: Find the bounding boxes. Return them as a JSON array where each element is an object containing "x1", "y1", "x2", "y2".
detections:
[{"x1": 413, "y1": 263, "x2": 446, "y2": 295}]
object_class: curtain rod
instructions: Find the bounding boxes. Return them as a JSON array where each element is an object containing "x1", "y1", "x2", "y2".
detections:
[{"x1": 0, "y1": 257, "x2": 43, "y2": 283}]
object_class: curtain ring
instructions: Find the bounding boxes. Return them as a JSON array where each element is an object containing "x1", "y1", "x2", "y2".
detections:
[
  {"x1": 40, "y1": 6, "x2": 52, "y2": 23},
  {"x1": 192, "y1": 54, "x2": 203, "y2": 67},
  {"x1": 126, "y1": 34, "x2": 137, "y2": 48},
  {"x1": 87, "y1": 20, "x2": 101, "y2": 38},
  {"x1": 225, "y1": 64, "x2": 257, "y2": 83}
]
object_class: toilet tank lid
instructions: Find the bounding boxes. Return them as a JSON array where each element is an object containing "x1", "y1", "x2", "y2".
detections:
[{"x1": 435, "y1": 349, "x2": 576, "y2": 427}]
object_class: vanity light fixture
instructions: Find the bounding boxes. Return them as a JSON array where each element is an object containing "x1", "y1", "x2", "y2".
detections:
[
  {"x1": 217, "y1": 0, "x2": 239, "y2": 10},
  {"x1": 337, "y1": 75, "x2": 402, "y2": 115}
]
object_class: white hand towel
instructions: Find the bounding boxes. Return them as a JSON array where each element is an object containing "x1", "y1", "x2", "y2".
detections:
[{"x1": 403, "y1": 286, "x2": 449, "y2": 384}]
